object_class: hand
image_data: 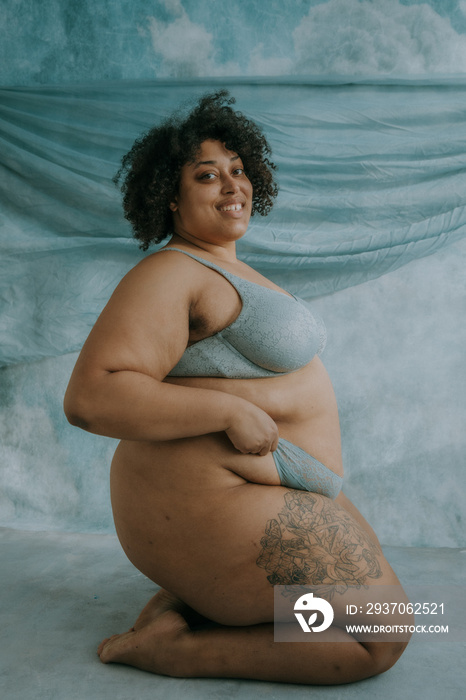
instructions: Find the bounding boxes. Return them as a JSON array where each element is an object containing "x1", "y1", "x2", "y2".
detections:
[{"x1": 225, "y1": 403, "x2": 279, "y2": 456}]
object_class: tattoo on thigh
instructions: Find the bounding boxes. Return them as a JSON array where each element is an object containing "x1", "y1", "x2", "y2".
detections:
[{"x1": 256, "y1": 491, "x2": 382, "y2": 597}]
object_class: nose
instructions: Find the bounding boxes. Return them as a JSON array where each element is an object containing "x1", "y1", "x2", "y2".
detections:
[{"x1": 221, "y1": 172, "x2": 240, "y2": 194}]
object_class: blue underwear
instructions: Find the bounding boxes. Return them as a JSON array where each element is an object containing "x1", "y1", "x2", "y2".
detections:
[
  {"x1": 156, "y1": 248, "x2": 341, "y2": 498},
  {"x1": 273, "y1": 438, "x2": 342, "y2": 500},
  {"x1": 159, "y1": 247, "x2": 327, "y2": 379}
]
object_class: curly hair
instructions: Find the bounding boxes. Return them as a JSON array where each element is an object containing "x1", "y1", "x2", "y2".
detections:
[{"x1": 114, "y1": 90, "x2": 278, "y2": 250}]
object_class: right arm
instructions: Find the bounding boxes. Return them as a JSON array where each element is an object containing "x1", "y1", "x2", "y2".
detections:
[
  {"x1": 64, "y1": 253, "x2": 278, "y2": 455},
  {"x1": 163, "y1": 361, "x2": 322, "y2": 424}
]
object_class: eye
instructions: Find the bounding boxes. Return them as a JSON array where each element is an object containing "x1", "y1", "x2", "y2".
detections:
[
  {"x1": 233, "y1": 168, "x2": 244, "y2": 176},
  {"x1": 200, "y1": 172, "x2": 216, "y2": 180}
]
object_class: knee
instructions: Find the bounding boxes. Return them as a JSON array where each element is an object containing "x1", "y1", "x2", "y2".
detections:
[
  {"x1": 370, "y1": 638, "x2": 410, "y2": 676},
  {"x1": 362, "y1": 601, "x2": 414, "y2": 676}
]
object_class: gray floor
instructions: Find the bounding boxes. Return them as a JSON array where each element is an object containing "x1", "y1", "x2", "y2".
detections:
[{"x1": 1, "y1": 527, "x2": 465, "y2": 699}]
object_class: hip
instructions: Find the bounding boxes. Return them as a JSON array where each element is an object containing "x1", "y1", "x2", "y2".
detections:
[
  {"x1": 110, "y1": 455, "x2": 388, "y2": 626},
  {"x1": 110, "y1": 414, "x2": 343, "y2": 508},
  {"x1": 110, "y1": 427, "x2": 342, "y2": 611}
]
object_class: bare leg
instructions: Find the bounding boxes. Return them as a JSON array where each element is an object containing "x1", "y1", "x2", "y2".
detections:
[
  {"x1": 98, "y1": 492, "x2": 409, "y2": 683},
  {"x1": 128, "y1": 588, "x2": 209, "y2": 630},
  {"x1": 335, "y1": 490, "x2": 382, "y2": 548},
  {"x1": 98, "y1": 600, "x2": 407, "y2": 684},
  {"x1": 97, "y1": 588, "x2": 210, "y2": 659}
]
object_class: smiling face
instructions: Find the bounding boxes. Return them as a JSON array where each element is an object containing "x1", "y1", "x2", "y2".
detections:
[{"x1": 169, "y1": 140, "x2": 253, "y2": 249}]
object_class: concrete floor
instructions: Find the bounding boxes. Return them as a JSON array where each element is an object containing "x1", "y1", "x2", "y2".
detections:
[{"x1": 1, "y1": 527, "x2": 465, "y2": 699}]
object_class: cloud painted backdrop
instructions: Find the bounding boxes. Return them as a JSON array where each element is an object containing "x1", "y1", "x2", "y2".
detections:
[
  {"x1": 3, "y1": 0, "x2": 466, "y2": 85},
  {"x1": 1, "y1": 0, "x2": 465, "y2": 545}
]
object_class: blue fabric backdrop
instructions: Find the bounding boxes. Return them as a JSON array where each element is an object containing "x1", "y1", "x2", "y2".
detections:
[{"x1": 1, "y1": 76, "x2": 466, "y2": 366}]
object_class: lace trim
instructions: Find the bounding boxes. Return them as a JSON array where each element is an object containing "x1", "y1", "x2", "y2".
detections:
[{"x1": 273, "y1": 438, "x2": 342, "y2": 499}]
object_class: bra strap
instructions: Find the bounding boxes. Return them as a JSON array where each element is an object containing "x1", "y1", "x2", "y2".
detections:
[{"x1": 158, "y1": 247, "x2": 240, "y2": 285}]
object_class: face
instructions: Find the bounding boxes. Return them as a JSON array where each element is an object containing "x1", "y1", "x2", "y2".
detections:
[{"x1": 170, "y1": 140, "x2": 253, "y2": 247}]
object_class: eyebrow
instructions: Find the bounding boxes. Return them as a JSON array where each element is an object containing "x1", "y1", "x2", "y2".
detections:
[{"x1": 193, "y1": 155, "x2": 240, "y2": 169}]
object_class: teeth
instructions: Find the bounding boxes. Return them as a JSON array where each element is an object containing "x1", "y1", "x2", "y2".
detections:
[{"x1": 220, "y1": 204, "x2": 242, "y2": 212}]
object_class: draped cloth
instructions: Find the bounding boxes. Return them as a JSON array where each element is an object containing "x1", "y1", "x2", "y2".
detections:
[{"x1": 1, "y1": 76, "x2": 466, "y2": 366}]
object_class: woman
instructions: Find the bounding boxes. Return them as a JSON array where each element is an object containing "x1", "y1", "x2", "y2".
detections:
[{"x1": 64, "y1": 92, "x2": 411, "y2": 684}]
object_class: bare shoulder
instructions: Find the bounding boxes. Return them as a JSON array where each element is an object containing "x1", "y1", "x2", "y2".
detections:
[
  {"x1": 111, "y1": 248, "x2": 203, "y2": 300},
  {"x1": 74, "y1": 250, "x2": 206, "y2": 379}
]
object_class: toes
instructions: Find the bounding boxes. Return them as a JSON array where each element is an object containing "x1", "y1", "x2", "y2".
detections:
[
  {"x1": 98, "y1": 623, "x2": 135, "y2": 656},
  {"x1": 97, "y1": 633, "x2": 121, "y2": 660},
  {"x1": 97, "y1": 637, "x2": 111, "y2": 656},
  {"x1": 96, "y1": 608, "x2": 191, "y2": 673}
]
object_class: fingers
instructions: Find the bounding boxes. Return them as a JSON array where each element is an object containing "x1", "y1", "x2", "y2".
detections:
[
  {"x1": 238, "y1": 438, "x2": 278, "y2": 456},
  {"x1": 225, "y1": 407, "x2": 279, "y2": 455},
  {"x1": 257, "y1": 436, "x2": 279, "y2": 456},
  {"x1": 255, "y1": 425, "x2": 280, "y2": 456}
]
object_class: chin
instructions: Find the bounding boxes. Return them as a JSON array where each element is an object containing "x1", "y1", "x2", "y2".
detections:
[{"x1": 224, "y1": 228, "x2": 248, "y2": 241}]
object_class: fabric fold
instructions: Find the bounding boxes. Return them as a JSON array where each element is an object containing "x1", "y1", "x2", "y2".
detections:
[{"x1": 1, "y1": 78, "x2": 465, "y2": 366}]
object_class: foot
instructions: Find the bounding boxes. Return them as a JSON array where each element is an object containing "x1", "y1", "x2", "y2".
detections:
[
  {"x1": 130, "y1": 588, "x2": 208, "y2": 631},
  {"x1": 97, "y1": 608, "x2": 191, "y2": 676},
  {"x1": 132, "y1": 588, "x2": 187, "y2": 631}
]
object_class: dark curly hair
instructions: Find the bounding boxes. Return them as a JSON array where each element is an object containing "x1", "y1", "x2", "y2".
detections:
[{"x1": 114, "y1": 90, "x2": 278, "y2": 250}]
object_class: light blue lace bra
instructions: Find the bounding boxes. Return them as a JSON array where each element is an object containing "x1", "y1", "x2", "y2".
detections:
[
  {"x1": 160, "y1": 247, "x2": 341, "y2": 499},
  {"x1": 161, "y1": 247, "x2": 326, "y2": 379}
]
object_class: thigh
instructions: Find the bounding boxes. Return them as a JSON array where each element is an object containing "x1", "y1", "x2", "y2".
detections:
[
  {"x1": 183, "y1": 488, "x2": 402, "y2": 627},
  {"x1": 335, "y1": 490, "x2": 382, "y2": 548}
]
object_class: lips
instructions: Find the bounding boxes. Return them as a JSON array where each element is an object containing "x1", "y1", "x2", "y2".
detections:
[
  {"x1": 219, "y1": 203, "x2": 243, "y2": 212},
  {"x1": 217, "y1": 200, "x2": 245, "y2": 213}
]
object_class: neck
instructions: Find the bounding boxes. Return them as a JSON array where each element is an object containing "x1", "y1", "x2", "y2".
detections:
[{"x1": 167, "y1": 234, "x2": 238, "y2": 263}]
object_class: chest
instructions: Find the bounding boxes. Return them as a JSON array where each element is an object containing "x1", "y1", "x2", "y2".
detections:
[
  {"x1": 165, "y1": 248, "x2": 326, "y2": 379},
  {"x1": 180, "y1": 267, "x2": 324, "y2": 376},
  {"x1": 187, "y1": 269, "x2": 258, "y2": 344}
]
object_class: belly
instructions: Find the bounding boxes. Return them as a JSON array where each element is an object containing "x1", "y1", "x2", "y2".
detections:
[
  {"x1": 110, "y1": 360, "x2": 344, "y2": 624},
  {"x1": 110, "y1": 435, "x2": 273, "y2": 617},
  {"x1": 110, "y1": 422, "x2": 341, "y2": 620}
]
